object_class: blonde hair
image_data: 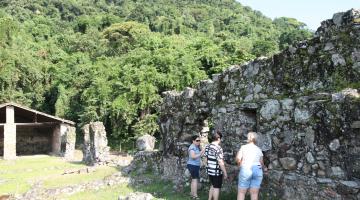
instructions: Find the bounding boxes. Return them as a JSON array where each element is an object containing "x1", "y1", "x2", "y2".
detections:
[{"x1": 247, "y1": 131, "x2": 258, "y2": 144}]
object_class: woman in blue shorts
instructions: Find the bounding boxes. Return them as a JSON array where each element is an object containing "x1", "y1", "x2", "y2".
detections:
[
  {"x1": 187, "y1": 135, "x2": 204, "y2": 199},
  {"x1": 236, "y1": 132, "x2": 268, "y2": 200}
]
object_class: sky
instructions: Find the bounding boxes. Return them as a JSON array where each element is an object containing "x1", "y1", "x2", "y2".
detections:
[{"x1": 237, "y1": 0, "x2": 360, "y2": 30}]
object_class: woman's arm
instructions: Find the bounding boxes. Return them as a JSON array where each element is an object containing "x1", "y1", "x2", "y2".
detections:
[
  {"x1": 235, "y1": 148, "x2": 243, "y2": 166},
  {"x1": 260, "y1": 157, "x2": 268, "y2": 172},
  {"x1": 190, "y1": 149, "x2": 201, "y2": 159},
  {"x1": 218, "y1": 159, "x2": 228, "y2": 179}
]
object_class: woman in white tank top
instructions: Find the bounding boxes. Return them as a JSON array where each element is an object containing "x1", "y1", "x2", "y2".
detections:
[{"x1": 235, "y1": 132, "x2": 268, "y2": 200}]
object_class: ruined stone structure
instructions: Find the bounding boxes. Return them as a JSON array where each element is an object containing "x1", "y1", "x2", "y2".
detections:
[
  {"x1": 153, "y1": 9, "x2": 360, "y2": 199},
  {"x1": 136, "y1": 134, "x2": 156, "y2": 151},
  {"x1": 0, "y1": 102, "x2": 76, "y2": 160},
  {"x1": 82, "y1": 121, "x2": 110, "y2": 165}
]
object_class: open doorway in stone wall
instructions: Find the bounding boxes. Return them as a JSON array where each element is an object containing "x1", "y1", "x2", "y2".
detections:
[
  {"x1": 0, "y1": 126, "x2": 3, "y2": 157},
  {"x1": 212, "y1": 107, "x2": 257, "y2": 163},
  {"x1": 346, "y1": 125, "x2": 360, "y2": 179}
]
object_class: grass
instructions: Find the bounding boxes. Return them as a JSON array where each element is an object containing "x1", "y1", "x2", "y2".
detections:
[
  {"x1": 0, "y1": 154, "x2": 270, "y2": 200},
  {"x1": 0, "y1": 156, "x2": 85, "y2": 194},
  {"x1": 64, "y1": 172, "x2": 238, "y2": 200},
  {"x1": 64, "y1": 184, "x2": 134, "y2": 200},
  {"x1": 42, "y1": 165, "x2": 119, "y2": 188}
]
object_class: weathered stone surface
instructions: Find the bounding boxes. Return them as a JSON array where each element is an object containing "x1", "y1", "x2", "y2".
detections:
[
  {"x1": 118, "y1": 192, "x2": 154, "y2": 200},
  {"x1": 82, "y1": 122, "x2": 110, "y2": 165},
  {"x1": 279, "y1": 157, "x2": 297, "y2": 170},
  {"x1": 328, "y1": 167, "x2": 346, "y2": 179},
  {"x1": 260, "y1": 100, "x2": 280, "y2": 121},
  {"x1": 154, "y1": 9, "x2": 360, "y2": 200},
  {"x1": 63, "y1": 126, "x2": 76, "y2": 160},
  {"x1": 351, "y1": 121, "x2": 360, "y2": 129},
  {"x1": 136, "y1": 134, "x2": 156, "y2": 151},
  {"x1": 329, "y1": 139, "x2": 340, "y2": 151},
  {"x1": 337, "y1": 181, "x2": 360, "y2": 194},
  {"x1": 306, "y1": 152, "x2": 315, "y2": 164},
  {"x1": 294, "y1": 108, "x2": 310, "y2": 124}
]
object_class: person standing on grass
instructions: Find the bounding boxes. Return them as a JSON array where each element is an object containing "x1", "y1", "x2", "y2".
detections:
[
  {"x1": 236, "y1": 131, "x2": 268, "y2": 200},
  {"x1": 187, "y1": 135, "x2": 205, "y2": 199},
  {"x1": 204, "y1": 131, "x2": 228, "y2": 200}
]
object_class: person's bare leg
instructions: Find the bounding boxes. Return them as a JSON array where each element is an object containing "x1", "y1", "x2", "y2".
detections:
[
  {"x1": 208, "y1": 186, "x2": 213, "y2": 200},
  {"x1": 212, "y1": 188, "x2": 220, "y2": 200},
  {"x1": 249, "y1": 188, "x2": 259, "y2": 200},
  {"x1": 237, "y1": 188, "x2": 247, "y2": 200},
  {"x1": 191, "y1": 179, "x2": 198, "y2": 197}
]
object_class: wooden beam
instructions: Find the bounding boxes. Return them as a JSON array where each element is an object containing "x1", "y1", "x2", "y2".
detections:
[{"x1": 0, "y1": 122, "x2": 60, "y2": 126}]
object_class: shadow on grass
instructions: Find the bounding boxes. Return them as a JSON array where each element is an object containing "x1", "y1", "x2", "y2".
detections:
[{"x1": 127, "y1": 173, "x2": 237, "y2": 200}]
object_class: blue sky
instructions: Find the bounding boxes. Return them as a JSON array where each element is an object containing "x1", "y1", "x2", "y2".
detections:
[{"x1": 237, "y1": 0, "x2": 359, "y2": 30}]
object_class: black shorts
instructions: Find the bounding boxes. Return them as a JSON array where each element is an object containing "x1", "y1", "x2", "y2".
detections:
[{"x1": 208, "y1": 175, "x2": 223, "y2": 188}]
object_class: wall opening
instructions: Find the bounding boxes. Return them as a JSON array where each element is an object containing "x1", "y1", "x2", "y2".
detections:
[
  {"x1": 346, "y1": 128, "x2": 360, "y2": 179},
  {"x1": 16, "y1": 126, "x2": 53, "y2": 155},
  {"x1": 0, "y1": 126, "x2": 3, "y2": 157},
  {"x1": 0, "y1": 107, "x2": 5, "y2": 123},
  {"x1": 213, "y1": 108, "x2": 257, "y2": 162},
  {"x1": 238, "y1": 109, "x2": 257, "y2": 137}
]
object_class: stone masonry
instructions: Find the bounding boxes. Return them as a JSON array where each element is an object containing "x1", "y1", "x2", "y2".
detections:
[
  {"x1": 82, "y1": 122, "x2": 110, "y2": 165},
  {"x1": 149, "y1": 9, "x2": 360, "y2": 199}
]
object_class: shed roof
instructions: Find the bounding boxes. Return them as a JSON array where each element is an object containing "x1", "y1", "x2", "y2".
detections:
[{"x1": 0, "y1": 102, "x2": 75, "y2": 125}]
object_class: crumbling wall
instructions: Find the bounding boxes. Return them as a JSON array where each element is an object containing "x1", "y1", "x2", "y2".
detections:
[
  {"x1": 155, "y1": 9, "x2": 360, "y2": 199},
  {"x1": 63, "y1": 125, "x2": 76, "y2": 160},
  {"x1": 82, "y1": 122, "x2": 110, "y2": 165}
]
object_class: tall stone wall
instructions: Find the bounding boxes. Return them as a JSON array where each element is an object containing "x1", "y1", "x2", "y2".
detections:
[
  {"x1": 63, "y1": 125, "x2": 76, "y2": 160},
  {"x1": 82, "y1": 122, "x2": 110, "y2": 165},
  {"x1": 156, "y1": 9, "x2": 360, "y2": 199}
]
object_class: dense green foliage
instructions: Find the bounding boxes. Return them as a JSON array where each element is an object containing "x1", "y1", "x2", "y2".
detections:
[{"x1": 0, "y1": 0, "x2": 312, "y2": 146}]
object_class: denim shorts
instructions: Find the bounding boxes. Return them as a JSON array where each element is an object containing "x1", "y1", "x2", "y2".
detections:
[
  {"x1": 187, "y1": 164, "x2": 200, "y2": 179},
  {"x1": 238, "y1": 165, "x2": 263, "y2": 189}
]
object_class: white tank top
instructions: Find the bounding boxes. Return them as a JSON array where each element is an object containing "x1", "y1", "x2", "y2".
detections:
[{"x1": 238, "y1": 143, "x2": 263, "y2": 167}]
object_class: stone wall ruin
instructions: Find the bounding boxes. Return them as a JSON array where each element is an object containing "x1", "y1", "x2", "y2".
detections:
[
  {"x1": 82, "y1": 122, "x2": 110, "y2": 166},
  {"x1": 154, "y1": 9, "x2": 360, "y2": 199}
]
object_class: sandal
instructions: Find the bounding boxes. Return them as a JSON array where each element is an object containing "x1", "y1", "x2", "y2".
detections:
[{"x1": 191, "y1": 196, "x2": 200, "y2": 200}]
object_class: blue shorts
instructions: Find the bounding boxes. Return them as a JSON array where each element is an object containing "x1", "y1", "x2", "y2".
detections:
[
  {"x1": 238, "y1": 165, "x2": 263, "y2": 189},
  {"x1": 187, "y1": 164, "x2": 200, "y2": 179}
]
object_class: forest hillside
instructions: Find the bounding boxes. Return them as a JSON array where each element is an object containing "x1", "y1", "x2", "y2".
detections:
[{"x1": 0, "y1": 0, "x2": 312, "y2": 146}]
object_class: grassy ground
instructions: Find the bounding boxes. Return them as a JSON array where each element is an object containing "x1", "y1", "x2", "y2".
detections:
[
  {"x1": 0, "y1": 155, "x2": 86, "y2": 194},
  {"x1": 0, "y1": 153, "x2": 243, "y2": 200}
]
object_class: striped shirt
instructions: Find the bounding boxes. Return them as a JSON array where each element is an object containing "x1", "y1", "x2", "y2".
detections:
[{"x1": 204, "y1": 143, "x2": 224, "y2": 176}]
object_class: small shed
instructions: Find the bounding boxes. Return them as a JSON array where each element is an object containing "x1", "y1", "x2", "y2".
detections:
[{"x1": 0, "y1": 102, "x2": 76, "y2": 160}]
